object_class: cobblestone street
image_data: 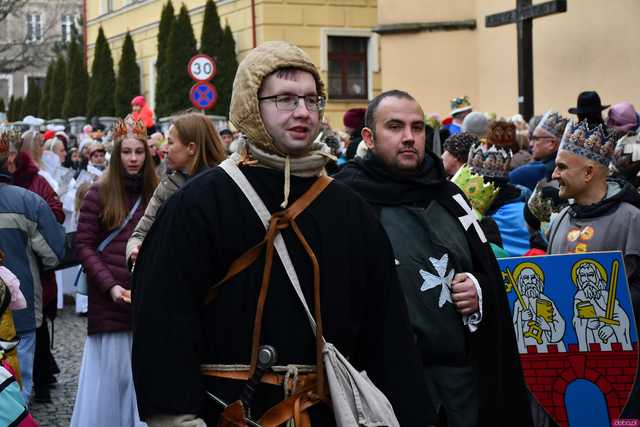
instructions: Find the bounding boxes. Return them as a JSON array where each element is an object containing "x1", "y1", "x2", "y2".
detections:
[{"x1": 30, "y1": 304, "x2": 86, "y2": 427}]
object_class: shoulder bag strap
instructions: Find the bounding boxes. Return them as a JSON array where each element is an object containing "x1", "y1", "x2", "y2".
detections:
[
  {"x1": 97, "y1": 196, "x2": 142, "y2": 253},
  {"x1": 218, "y1": 159, "x2": 330, "y2": 397}
]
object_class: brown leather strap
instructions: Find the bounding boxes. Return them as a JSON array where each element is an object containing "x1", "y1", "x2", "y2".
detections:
[
  {"x1": 201, "y1": 368, "x2": 317, "y2": 390},
  {"x1": 217, "y1": 400, "x2": 247, "y2": 427},
  {"x1": 258, "y1": 381, "x2": 322, "y2": 427},
  {"x1": 205, "y1": 176, "x2": 333, "y2": 303},
  {"x1": 204, "y1": 175, "x2": 332, "y2": 388}
]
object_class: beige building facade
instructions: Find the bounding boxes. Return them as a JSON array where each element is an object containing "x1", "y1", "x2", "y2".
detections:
[
  {"x1": 86, "y1": 0, "x2": 380, "y2": 126},
  {"x1": 376, "y1": 0, "x2": 640, "y2": 119}
]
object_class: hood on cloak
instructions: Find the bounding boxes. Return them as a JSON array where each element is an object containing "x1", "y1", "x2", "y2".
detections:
[
  {"x1": 12, "y1": 151, "x2": 39, "y2": 188},
  {"x1": 569, "y1": 178, "x2": 640, "y2": 219},
  {"x1": 229, "y1": 41, "x2": 326, "y2": 158}
]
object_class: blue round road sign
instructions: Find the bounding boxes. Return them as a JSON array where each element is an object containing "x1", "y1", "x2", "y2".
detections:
[{"x1": 189, "y1": 81, "x2": 218, "y2": 110}]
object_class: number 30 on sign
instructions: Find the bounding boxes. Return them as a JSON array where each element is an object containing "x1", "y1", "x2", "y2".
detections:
[{"x1": 188, "y1": 54, "x2": 217, "y2": 82}]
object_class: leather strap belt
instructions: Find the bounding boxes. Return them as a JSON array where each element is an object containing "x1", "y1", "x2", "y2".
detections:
[{"x1": 201, "y1": 367, "x2": 317, "y2": 391}]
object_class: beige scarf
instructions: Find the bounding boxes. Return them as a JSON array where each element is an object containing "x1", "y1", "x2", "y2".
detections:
[{"x1": 235, "y1": 138, "x2": 335, "y2": 208}]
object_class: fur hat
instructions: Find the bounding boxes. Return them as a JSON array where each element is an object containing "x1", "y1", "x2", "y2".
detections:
[
  {"x1": 535, "y1": 111, "x2": 569, "y2": 140},
  {"x1": 559, "y1": 120, "x2": 615, "y2": 166},
  {"x1": 443, "y1": 132, "x2": 478, "y2": 162}
]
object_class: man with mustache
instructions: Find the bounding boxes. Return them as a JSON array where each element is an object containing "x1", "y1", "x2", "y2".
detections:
[
  {"x1": 334, "y1": 90, "x2": 532, "y2": 427},
  {"x1": 572, "y1": 262, "x2": 631, "y2": 351},
  {"x1": 512, "y1": 267, "x2": 566, "y2": 353}
]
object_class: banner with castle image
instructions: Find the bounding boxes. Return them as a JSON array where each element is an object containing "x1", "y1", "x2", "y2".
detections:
[{"x1": 498, "y1": 251, "x2": 638, "y2": 427}]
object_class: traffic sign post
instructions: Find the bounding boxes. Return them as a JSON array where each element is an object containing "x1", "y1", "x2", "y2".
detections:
[
  {"x1": 188, "y1": 54, "x2": 217, "y2": 82},
  {"x1": 189, "y1": 81, "x2": 218, "y2": 111}
]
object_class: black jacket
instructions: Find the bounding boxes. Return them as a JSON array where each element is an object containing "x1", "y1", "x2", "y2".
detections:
[{"x1": 334, "y1": 152, "x2": 533, "y2": 427}]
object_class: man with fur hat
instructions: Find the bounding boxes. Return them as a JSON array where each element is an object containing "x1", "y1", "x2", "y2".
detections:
[
  {"x1": 548, "y1": 120, "x2": 640, "y2": 420},
  {"x1": 334, "y1": 90, "x2": 532, "y2": 426},
  {"x1": 132, "y1": 42, "x2": 433, "y2": 426}
]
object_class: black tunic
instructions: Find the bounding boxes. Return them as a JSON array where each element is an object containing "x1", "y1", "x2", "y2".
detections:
[
  {"x1": 131, "y1": 165, "x2": 434, "y2": 425},
  {"x1": 334, "y1": 152, "x2": 533, "y2": 427}
]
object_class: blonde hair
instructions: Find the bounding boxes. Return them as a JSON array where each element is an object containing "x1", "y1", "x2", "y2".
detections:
[
  {"x1": 44, "y1": 137, "x2": 65, "y2": 153},
  {"x1": 20, "y1": 130, "x2": 44, "y2": 166}
]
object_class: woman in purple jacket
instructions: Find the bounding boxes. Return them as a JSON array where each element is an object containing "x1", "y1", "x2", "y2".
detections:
[{"x1": 70, "y1": 116, "x2": 158, "y2": 427}]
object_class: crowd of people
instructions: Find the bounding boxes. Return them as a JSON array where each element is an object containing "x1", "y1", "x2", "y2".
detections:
[{"x1": 0, "y1": 40, "x2": 639, "y2": 427}]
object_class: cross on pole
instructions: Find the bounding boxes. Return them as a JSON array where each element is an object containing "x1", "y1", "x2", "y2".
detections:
[{"x1": 485, "y1": 0, "x2": 567, "y2": 121}]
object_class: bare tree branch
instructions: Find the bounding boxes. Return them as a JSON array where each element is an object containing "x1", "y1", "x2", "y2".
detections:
[{"x1": 0, "y1": 0, "x2": 69, "y2": 73}]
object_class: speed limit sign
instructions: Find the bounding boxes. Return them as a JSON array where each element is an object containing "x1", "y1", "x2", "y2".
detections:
[{"x1": 188, "y1": 54, "x2": 217, "y2": 81}]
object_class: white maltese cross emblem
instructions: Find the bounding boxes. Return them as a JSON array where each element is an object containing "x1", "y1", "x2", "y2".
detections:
[{"x1": 419, "y1": 254, "x2": 455, "y2": 308}]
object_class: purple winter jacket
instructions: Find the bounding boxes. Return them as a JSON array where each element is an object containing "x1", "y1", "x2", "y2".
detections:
[{"x1": 76, "y1": 175, "x2": 146, "y2": 335}]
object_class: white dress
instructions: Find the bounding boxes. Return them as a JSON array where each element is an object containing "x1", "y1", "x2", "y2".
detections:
[{"x1": 70, "y1": 331, "x2": 147, "y2": 427}]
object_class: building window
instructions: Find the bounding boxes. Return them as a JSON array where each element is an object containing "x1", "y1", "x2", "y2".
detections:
[
  {"x1": 26, "y1": 13, "x2": 42, "y2": 43},
  {"x1": 0, "y1": 76, "x2": 11, "y2": 108},
  {"x1": 100, "y1": 0, "x2": 114, "y2": 15},
  {"x1": 327, "y1": 36, "x2": 368, "y2": 100},
  {"x1": 61, "y1": 15, "x2": 74, "y2": 43}
]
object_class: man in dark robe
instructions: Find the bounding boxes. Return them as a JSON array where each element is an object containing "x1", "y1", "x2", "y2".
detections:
[
  {"x1": 131, "y1": 42, "x2": 433, "y2": 426},
  {"x1": 334, "y1": 90, "x2": 532, "y2": 427}
]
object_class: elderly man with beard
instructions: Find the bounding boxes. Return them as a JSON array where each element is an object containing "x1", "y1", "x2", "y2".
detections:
[
  {"x1": 132, "y1": 42, "x2": 432, "y2": 427},
  {"x1": 572, "y1": 261, "x2": 631, "y2": 351},
  {"x1": 512, "y1": 266, "x2": 566, "y2": 353}
]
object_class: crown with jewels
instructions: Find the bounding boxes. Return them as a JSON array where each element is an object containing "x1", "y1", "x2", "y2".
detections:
[
  {"x1": 113, "y1": 114, "x2": 148, "y2": 142},
  {"x1": 467, "y1": 143, "x2": 512, "y2": 179},
  {"x1": 560, "y1": 120, "x2": 615, "y2": 166},
  {"x1": 451, "y1": 165, "x2": 499, "y2": 216},
  {"x1": 536, "y1": 110, "x2": 569, "y2": 140},
  {"x1": 527, "y1": 181, "x2": 566, "y2": 224}
]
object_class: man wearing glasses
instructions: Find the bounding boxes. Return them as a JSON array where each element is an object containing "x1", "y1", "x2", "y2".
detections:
[
  {"x1": 510, "y1": 111, "x2": 569, "y2": 190},
  {"x1": 132, "y1": 41, "x2": 432, "y2": 427}
]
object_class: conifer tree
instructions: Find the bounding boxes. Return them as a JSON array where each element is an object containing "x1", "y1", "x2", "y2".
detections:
[
  {"x1": 0, "y1": 97, "x2": 5, "y2": 113},
  {"x1": 87, "y1": 27, "x2": 116, "y2": 118},
  {"x1": 12, "y1": 98, "x2": 24, "y2": 122},
  {"x1": 215, "y1": 25, "x2": 238, "y2": 118},
  {"x1": 115, "y1": 32, "x2": 141, "y2": 118},
  {"x1": 63, "y1": 38, "x2": 89, "y2": 118},
  {"x1": 48, "y1": 56, "x2": 67, "y2": 119},
  {"x1": 199, "y1": 0, "x2": 232, "y2": 116},
  {"x1": 39, "y1": 62, "x2": 54, "y2": 118},
  {"x1": 7, "y1": 96, "x2": 15, "y2": 121},
  {"x1": 155, "y1": 0, "x2": 175, "y2": 116},
  {"x1": 161, "y1": 4, "x2": 197, "y2": 116},
  {"x1": 21, "y1": 79, "x2": 41, "y2": 118}
]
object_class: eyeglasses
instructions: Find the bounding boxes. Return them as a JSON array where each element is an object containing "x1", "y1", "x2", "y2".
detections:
[
  {"x1": 258, "y1": 94, "x2": 325, "y2": 112},
  {"x1": 530, "y1": 135, "x2": 554, "y2": 142}
]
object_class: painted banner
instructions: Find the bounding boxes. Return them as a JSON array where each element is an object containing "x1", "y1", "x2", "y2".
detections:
[{"x1": 498, "y1": 251, "x2": 638, "y2": 427}]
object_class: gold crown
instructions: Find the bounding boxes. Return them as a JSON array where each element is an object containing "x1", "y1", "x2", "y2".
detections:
[
  {"x1": 113, "y1": 114, "x2": 148, "y2": 142},
  {"x1": 451, "y1": 165, "x2": 499, "y2": 215},
  {"x1": 560, "y1": 120, "x2": 615, "y2": 166}
]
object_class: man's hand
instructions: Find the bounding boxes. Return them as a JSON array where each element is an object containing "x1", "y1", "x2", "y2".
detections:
[
  {"x1": 521, "y1": 308, "x2": 534, "y2": 322},
  {"x1": 598, "y1": 325, "x2": 615, "y2": 342},
  {"x1": 451, "y1": 273, "x2": 479, "y2": 316}
]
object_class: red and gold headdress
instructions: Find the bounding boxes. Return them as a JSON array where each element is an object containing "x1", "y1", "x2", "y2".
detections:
[{"x1": 113, "y1": 114, "x2": 148, "y2": 142}]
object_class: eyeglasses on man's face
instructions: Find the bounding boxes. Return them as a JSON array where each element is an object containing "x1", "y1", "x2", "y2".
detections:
[{"x1": 258, "y1": 94, "x2": 325, "y2": 112}]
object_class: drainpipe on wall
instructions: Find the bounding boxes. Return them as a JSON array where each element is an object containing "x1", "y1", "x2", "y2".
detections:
[{"x1": 251, "y1": 0, "x2": 256, "y2": 48}]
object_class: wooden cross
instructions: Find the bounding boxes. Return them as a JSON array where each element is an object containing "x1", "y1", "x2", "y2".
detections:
[{"x1": 486, "y1": 0, "x2": 567, "y2": 121}]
